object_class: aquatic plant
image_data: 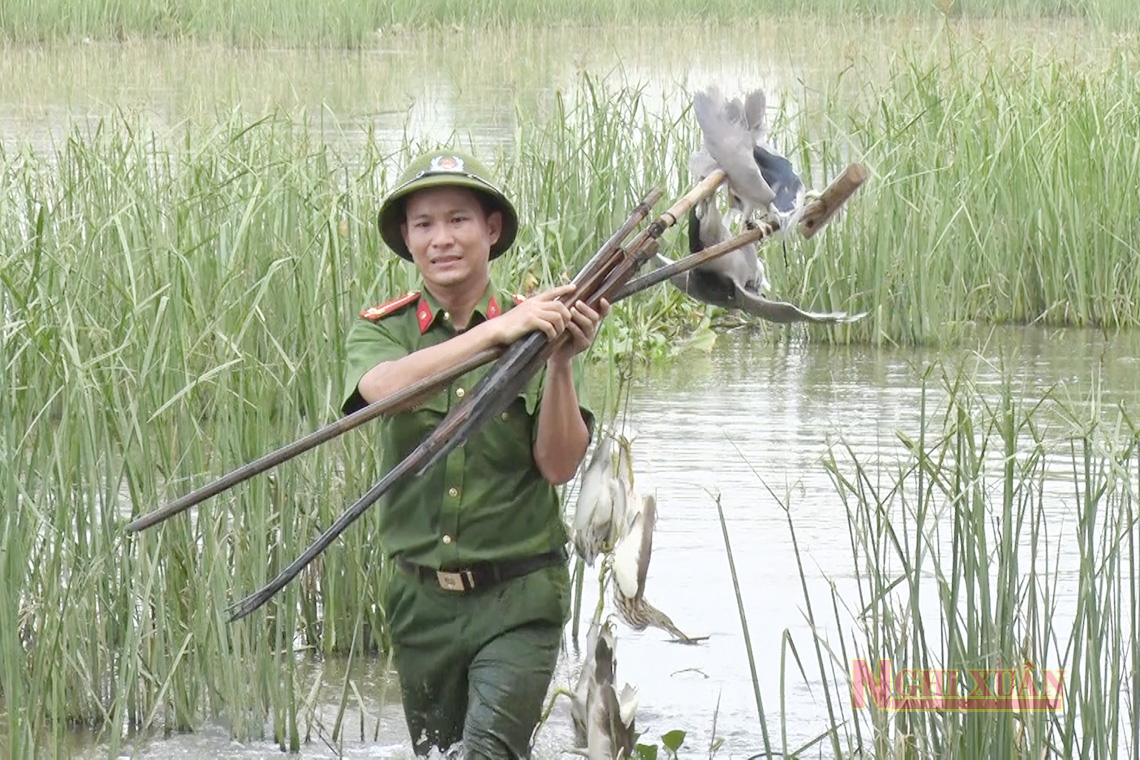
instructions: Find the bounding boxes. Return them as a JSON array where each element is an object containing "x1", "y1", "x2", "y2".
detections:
[
  {"x1": 2, "y1": 36, "x2": 1139, "y2": 755},
  {"x1": 729, "y1": 364, "x2": 1140, "y2": 757},
  {"x1": 0, "y1": 0, "x2": 1136, "y2": 45}
]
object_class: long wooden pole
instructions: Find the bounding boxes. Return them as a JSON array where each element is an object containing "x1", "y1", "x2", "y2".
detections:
[
  {"x1": 226, "y1": 172, "x2": 734, "y2": 621},
  {"x1": 127, "y1": 163, "x2": 867, "y2": 536},
  {"x1": 125, "y1": 188, "x2": 662, "y2": 534}
]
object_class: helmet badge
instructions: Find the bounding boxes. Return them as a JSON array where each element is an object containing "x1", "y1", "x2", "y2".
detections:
[{"x1": 429, "y1": 155, "x2": 465, "y2": 173}]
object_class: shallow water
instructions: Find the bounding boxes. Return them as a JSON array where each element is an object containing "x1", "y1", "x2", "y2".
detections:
[
  {"x1": 61, "y1": 324, "x2": 1140, "y2": 759},
  {"x1": 0, "y1": 19, "x2": 1112, "y2": 159},
  {"x1": 5, "y1": 18, "x2": 1137, "y2": 759}
]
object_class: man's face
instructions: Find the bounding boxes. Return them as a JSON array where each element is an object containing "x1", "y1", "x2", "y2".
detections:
[{"x1": 401, "y1": 186, "x2": 502, "y2": 291}]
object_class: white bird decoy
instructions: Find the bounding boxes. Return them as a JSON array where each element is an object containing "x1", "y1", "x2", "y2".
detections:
[
  {"x1": 570, "y1": 620, "x2": 601, "y2": 749},
  {"x1": 610, "y1": 494, "x2": 708, "y2": 644},
  {"x1": 572, "y1": 433, "x2": 636, "y2": 566}
]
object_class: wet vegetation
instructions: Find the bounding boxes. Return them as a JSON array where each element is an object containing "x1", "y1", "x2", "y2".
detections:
[
  {"x1": 0, "y1": 0, "x2": 1136, "y2": 44},
  {"x1": 1, "y1": 10, "x2": 1139, "y2": 760},
  {"x1": 728, "y1": 365, "x2": 1140, "y2": 758}
]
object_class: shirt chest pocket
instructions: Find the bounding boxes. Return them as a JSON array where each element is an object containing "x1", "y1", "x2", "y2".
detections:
[
  {"x1": 478, "y1": 394, "x2": 537, "y2": 466},
  {"x1": 386, "y1": 390, "x2": 450, "y2": 458},
  {"x1": 389, "y1": 373, "x2": 542, "y2": 464}
]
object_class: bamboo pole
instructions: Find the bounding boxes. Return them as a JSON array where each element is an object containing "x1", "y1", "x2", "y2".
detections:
[
  {"x1": 128, "y1": 164, "x2": 867, "y2": 538},
  {"x1": 227, "y1": 173, "x2": 731, "y2": 621},
  {"x1": 125, "y1": 188, "x2": 663, "y2": 534}
]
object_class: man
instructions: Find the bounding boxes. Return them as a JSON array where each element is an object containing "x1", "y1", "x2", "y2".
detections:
[{"x1": 341, "y1": 149, "x2": 608, "y2": 758}]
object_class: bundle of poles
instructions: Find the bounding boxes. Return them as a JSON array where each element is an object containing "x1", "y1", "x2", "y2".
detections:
[{"x1": 125, "y1": 162, "x2": 868, "y2": 622}]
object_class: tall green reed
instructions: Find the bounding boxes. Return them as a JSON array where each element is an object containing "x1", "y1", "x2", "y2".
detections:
[
  {"x1": 0, "y1": 83, "x2": 711, "y2": 756},
  {"x1": 787, "y1": 32, "x2": 1140, "y2": 344},
  {"x1": 2, "y1": 54, "x2": 1137, "y2": 754},
  {"x1": 760, "y1": 364, "x2": 1140, "y2": 756},
  {"x1": 0, "y1": 0, "x2": 1136, "y2": 45}
]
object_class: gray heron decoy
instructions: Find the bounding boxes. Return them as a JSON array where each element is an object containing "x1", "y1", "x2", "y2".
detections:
[
  {"x1": 691, "y1": 86, "x2": 776, "y2": 220},
  {"x1": 657, "y1": 201, "x2": 862, "y2": 323}
]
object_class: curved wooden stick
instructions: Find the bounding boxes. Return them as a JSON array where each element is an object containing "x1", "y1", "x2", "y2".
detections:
[
  {"x1": 126, "y1": 188, "x2": 663, "y2": 535},
  {"x1": 229, "y1": 174, "x2": 730, "y2": 621}
]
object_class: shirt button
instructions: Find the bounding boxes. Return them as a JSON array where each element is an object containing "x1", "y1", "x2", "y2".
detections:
[
  {"x1": 443, "y1": 311, "x2": 451, "y2": 321},
  {"x1": 442, "y1": 534, "x2": 453, "y2": 545},
  {"x1": 448, "y1": 486, "x2": 459, "y2": 498},
  {"x1": 456, "y1": 387, "x2": 465, "y2": 398},
  {"x1": 500, "y1": 412, "x2": 509, "y2": 421}
]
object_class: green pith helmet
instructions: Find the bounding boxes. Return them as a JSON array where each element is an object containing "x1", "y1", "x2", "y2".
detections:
[{"x1": 377, "y1": 149, "x2": 519, "y2": 261}]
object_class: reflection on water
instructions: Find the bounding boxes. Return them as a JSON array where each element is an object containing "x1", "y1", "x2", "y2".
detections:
[
  {"x1": 10, "y1": 19, "x2": 1138, "y2": 757},
  {"x1": 70, "y1": 325, "x2": 1140, "y2": 758}
]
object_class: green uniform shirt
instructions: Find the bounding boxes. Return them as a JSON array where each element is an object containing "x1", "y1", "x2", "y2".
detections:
[{"x1": 342, "y1": 281, "x2": 591, "y2": 570}]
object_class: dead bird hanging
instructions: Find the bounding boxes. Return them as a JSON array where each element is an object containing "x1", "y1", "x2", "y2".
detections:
[
  {"x1": 655, "y1": 86, "x2": 867, "y2": 324},
  {"x1": 123, "y1": 109, "x2": 867, "y2": 622}
]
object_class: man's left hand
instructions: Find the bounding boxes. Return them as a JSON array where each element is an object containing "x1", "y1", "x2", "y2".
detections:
[{"x1": 549, "y1": 298, "x2": 610, "y2": 366}]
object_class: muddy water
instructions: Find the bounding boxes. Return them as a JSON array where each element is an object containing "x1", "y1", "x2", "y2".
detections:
[
  {"x1": 7, "y1": 20, "x2": 1135, "y2": 759},
  {"x1": 68, "y1": 325, "x2": 1140, "y2": 758}
]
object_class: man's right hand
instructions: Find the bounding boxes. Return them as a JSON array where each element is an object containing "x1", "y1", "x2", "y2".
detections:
[{"x1": 487, "y1": 284, "x2": 577, "y2": 344}]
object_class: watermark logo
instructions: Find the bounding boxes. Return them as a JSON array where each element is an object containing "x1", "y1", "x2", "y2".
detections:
[{"x1": 851, "y1": 659, "x2": 1064, "y2": 712}]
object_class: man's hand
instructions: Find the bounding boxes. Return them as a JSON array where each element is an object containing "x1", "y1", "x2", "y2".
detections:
[
  {"x1": 487, "y1": 284, "x2": 610, "y2": 359},
  {"x1": 487, "y1": 284, "x2": 575, "y2": 345},
  {"x1": 548, "y1": 297, "x2": 609, "y2": 367}
]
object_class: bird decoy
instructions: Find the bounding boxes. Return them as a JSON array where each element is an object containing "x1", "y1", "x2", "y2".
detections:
[
  {"x1": 572, "y1": 433, "x2": 636, "y2": 566},
  {"x1": 739, "y1": 89, "x2": 806, "y2": 232},
  {"x1": 610, "y1": 494, "x2": 708, "y2": 645},
  {"x1": 571, "y1": 620, "x2": 602, "y2": 748},
  {"x1": 655, "y1": 206, "x2": 863, "y2": 324},
  {"x1": 691, "y1": 86, "x2": 775, "y2": 220}
]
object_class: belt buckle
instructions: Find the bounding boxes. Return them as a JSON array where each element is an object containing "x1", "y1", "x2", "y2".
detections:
[{"x1": 436, "y1": 570, "x2": 474, "y2": 592}]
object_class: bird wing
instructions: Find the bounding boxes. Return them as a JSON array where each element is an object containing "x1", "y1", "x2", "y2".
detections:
[
  {"x1": 611, "y1": 494, "x2": 656, "y2": 601},
  {"x1": 693, "y1": 87, "x2": 775, "y2": 212},
  {"x1": 752, "y1": 145, "x2": 805, "y2": 218},
  {"x1": 634, "y1": 495, "x2": 656, "y2": 600},
  {"x1": 572, "y1": 437, "x2": 617, "y2": 564},
  {"x1": 743, "y1": 89, "x2": 768, "y2": 144},
  {"x1": 571, "y1": 620, "x2": 601, "y2": 747},
  {"x1": 616, "y1": 684, "x2": 639, "y2": 727},
  {"x1": 734, "y1": 287, "x2": 868, "y2": 324}
]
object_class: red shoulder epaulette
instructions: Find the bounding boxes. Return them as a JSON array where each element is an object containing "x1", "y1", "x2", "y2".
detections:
[{"x1": 360, "y1": 291, "x2": 419, "y2": 321}]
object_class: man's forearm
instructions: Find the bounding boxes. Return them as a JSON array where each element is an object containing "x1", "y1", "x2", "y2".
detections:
[
  {"x1": 357, "y1": 324, "x2": 498, "y2": 404},
  {"x1": 532, "y1": 357, "x2": 589, "y2": 485}
]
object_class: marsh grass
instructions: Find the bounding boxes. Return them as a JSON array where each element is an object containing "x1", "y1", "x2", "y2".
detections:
[
  {"x1": 776, "y1": 30, "x2": 1140, "y2": 344},
  {"x1": 0, "y1": 80, "x2": 697, "y2": 756},
  {"x1": 736, "y1": 364, "x2": 1140, "y2": 756},
  {"x1": 2, "y1": 35, "x2": 1139, "y2": 754},
  {"x1": 0, "y1": 0, "x2": 1137, "y2": 45}
]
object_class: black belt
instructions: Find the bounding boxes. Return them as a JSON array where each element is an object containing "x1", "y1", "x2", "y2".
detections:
[{"x1": 393, "y1": 549, "x2": 566, "y2": 592}]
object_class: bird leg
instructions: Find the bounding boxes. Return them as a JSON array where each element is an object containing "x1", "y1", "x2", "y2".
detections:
[{"x1": 593, "y1": 561, "x2": 611, "y2": 627}]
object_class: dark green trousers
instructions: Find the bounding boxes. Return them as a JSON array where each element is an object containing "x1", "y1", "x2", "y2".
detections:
[{"x1": 385, "y1": 562, "x2": 570, "y2": 759}]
